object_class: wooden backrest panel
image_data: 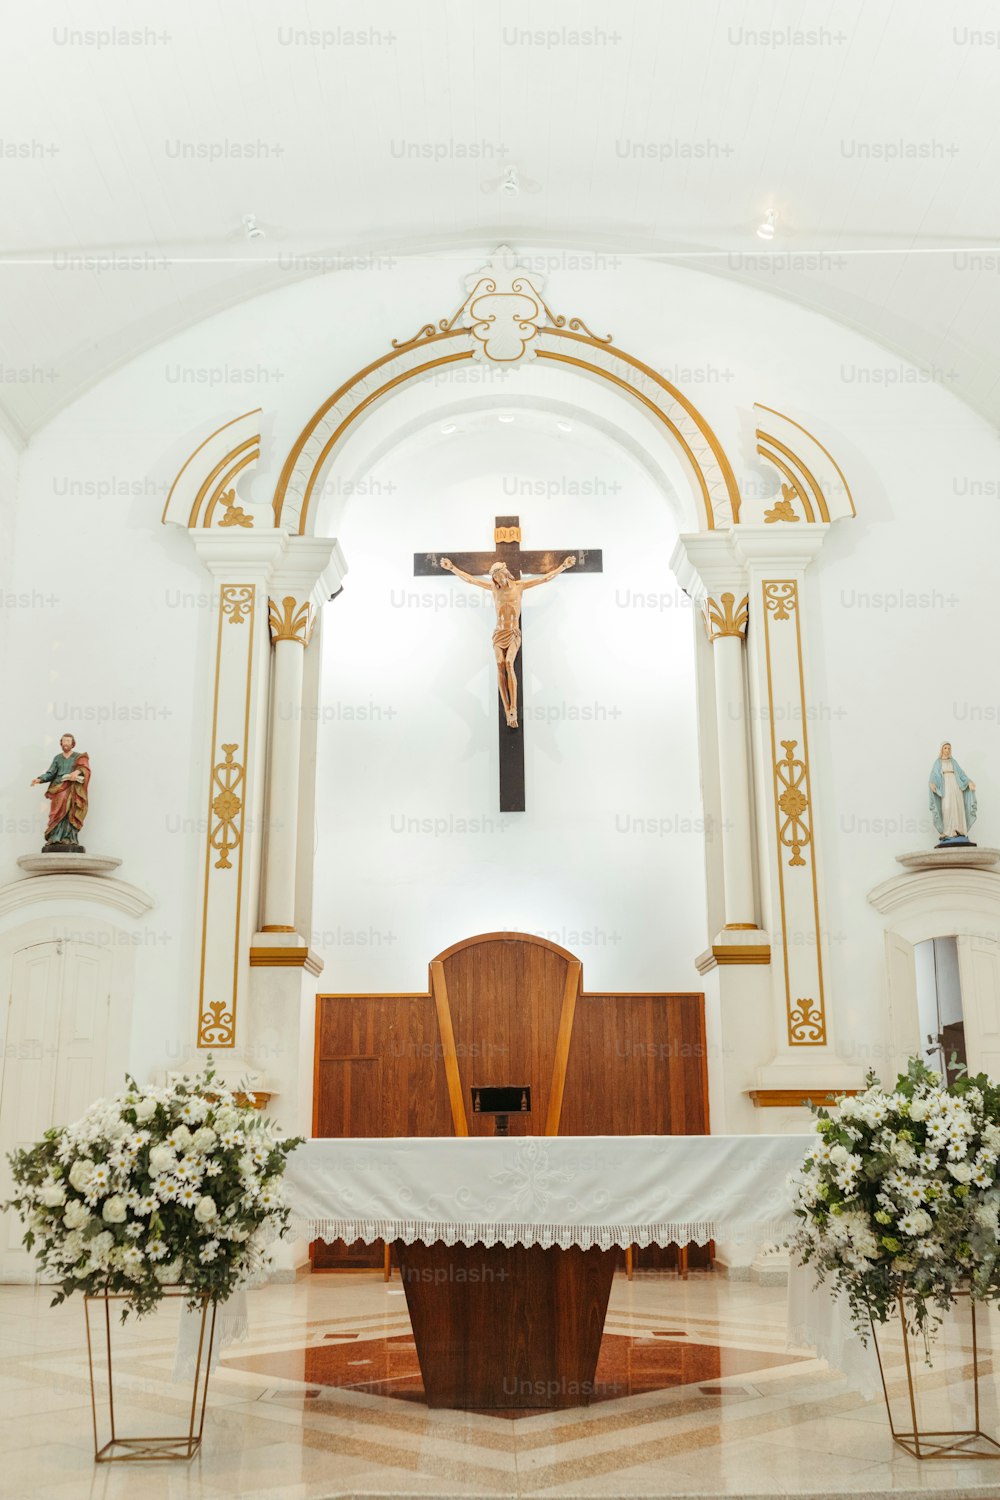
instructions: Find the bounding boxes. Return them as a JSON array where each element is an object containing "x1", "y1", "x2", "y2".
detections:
[
  {"x1": 558, "y1": 993, "x2": 708, "y2": 1136},
  {"x1": 314, "y1": 994, "x2": 453, "y2": 1138},
  {"x1": 441, "y1": 934, "x2": 571, "y2": 1137}
]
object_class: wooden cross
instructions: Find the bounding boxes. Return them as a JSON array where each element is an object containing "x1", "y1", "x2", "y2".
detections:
[{"x1": 414, "y1": 515, "x2": 602, "y2": 812}]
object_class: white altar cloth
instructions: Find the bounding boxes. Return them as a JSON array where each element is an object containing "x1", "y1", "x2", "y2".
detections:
[{"x1": 285, "y1": 1133, "x2": 809, "y2": 1252}]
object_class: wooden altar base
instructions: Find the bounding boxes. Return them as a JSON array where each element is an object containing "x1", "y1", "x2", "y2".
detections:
[{"x1": 394, "y1": 1239, "x2": 617, "y2": 1410}]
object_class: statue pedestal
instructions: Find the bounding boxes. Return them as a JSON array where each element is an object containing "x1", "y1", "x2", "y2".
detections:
[
  {"x1": 16, "y1": 854, "x2": 123, "y2": 878},
  {"x1": 895, "y1": 848, "x2": 1000, "y2": 873}
]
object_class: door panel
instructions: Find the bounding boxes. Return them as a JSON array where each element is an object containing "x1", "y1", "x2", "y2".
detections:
[
  {"x1": 958, "y1": 936, "x2": 1000, "y2": 1079},
  {"x1": 0, "y1": 940, "x2": 112, "y2": 1280}
]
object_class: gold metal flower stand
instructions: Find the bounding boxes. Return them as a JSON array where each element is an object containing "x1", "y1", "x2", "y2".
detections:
[
  {"x1": 84, "y1": 1289, "x2": 217, "y2": 1462},
  {"x1": 870, "y1": 1291, "x2": 1000, "y2": 1460}
]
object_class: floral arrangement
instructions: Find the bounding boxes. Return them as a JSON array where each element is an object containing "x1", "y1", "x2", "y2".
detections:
[
  {"x1": 5, "y1": 1060, "x2": 302, "y2": 1318},
  {"x1": 790, "y1": 1057, "x2": 1000, "y2": 1337}
]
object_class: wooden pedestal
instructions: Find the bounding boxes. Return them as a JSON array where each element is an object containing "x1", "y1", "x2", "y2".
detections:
[{"x1": 394, "y1": 1239, "x2": 617, "y2": 1409}]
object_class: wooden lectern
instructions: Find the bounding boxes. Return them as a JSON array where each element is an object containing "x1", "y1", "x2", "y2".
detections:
[{"x1": 313, "y1": 932, "x2": 709, "y2": 1410}]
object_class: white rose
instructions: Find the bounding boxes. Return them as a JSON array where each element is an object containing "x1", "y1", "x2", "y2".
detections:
[
  {"x1": 148, "y1": 1145, "x2": 177, "y2": 1174},
  {"x1": 829, "y1": 1145, "x2": 850, "y2": 1166},
  {"x1": 63, "y1": 1199, "x2": 91, "y2": 1230},
  {"x1": 68, "y1": 1159, "x2": 95, "y2": 1192},
  {"x1": 170, "y1": 1126, "x2": 193, "y2": 1150},
  {"x1": 909, "y1": 1099, "x2": 929, "y2": 1121},
  {"x1": 90, "y1": 1230, "x2": 115, "y2": 1263},
  {"x1": 949, "y1": 1162, "x2": 973, "y2": 1183},
  {"x1": 194, "y1": 1195, "x2": 217, "y2": 1223},
  {"x1": 39, "y1": 1182, "x2": 67, "y2": 1208},
  {"x1": 134, "y1": 1099, "x2": 156, "y2": 1123},
  {"x1": 192, "y1": 1127, "x2": 217, "y2": 1152},
  {"x1": 102, "y1": 1195, "x2": 127, "y2": 1224},
  {"x1": 154, "y1": 1258, "x2": 182, "y2": 1284}
]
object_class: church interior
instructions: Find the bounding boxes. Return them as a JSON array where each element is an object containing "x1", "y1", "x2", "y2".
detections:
[{"x1": 4, "y1": 3, "x2": 1000, "y2": 1497}]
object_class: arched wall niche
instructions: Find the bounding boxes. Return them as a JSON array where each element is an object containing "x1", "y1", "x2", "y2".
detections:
[{"x1": 868, "y1": 869, "x2": 1000, "y2": 1082}]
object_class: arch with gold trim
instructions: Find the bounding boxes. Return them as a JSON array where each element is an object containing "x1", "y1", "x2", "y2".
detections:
[{"x1": 270, "y1": 325, "x2": 744, "y2": 536}]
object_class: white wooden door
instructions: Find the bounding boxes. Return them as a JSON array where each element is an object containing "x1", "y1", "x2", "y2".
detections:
[
  {"x1": 957, "y1": 935, "x2": 1000, "y2": 1080},
  {"x1": 0, "y1": 940, "x2": 112, "y2": 1280},
  {"x1": 884, "y1": 930, "x2": 921, "y2": 1074}
]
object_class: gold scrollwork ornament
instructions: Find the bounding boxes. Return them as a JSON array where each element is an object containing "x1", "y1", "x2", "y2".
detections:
[
  {"x1": 220, "y1": 584, "x2": 254, "y2": 624},
  {"x1": 788, "y1": 996, "x2": 826, "y2": 1045},
  {"x1": 210, "y1": 744, "x2": 244, "y2": 870},
  {"x1": 199, "y1": 999, "x2": 235, "y2": 1048},
  {"x1": 776, "y1": 739, "x2": 811, "y2": 868},
  {"x1": 763, "y1": 581, "x2": 797, "y2": 621}
]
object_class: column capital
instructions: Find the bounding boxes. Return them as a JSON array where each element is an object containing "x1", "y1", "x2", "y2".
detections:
[
  {"x1": 669, "y1": 531, "x2": 743, "y2": 603},
  {"x1": 268, "y1": 536, "x2": 347, "y2": 647},
  {"x1": 702, "y1": 592, "x2": 749, "y2": 643},
  {"x1": 189, "y1": 529, "x2": 289, "y2": 582},
  {"x1": 732, "y1": 524, "x2": 831, "y2": 573}
]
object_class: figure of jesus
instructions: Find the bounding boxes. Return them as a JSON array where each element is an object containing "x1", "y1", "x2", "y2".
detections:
[{"x1": 440, "y1": 554, "x2": 576, "y2": 728}]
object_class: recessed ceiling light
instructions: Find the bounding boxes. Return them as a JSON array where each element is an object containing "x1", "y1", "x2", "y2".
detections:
[
  {"x1": 756, "y1": 209, "x2": 776, "y2": 241},
  {"x1": 441, "y1": 423, "x2": 457, "y2": 434},
  {"x1": 242, "y1": 213, "x2": 265, "y2": 242},
  {"x1": 556, "y1": 420, "x2": 573, "y2": 432},
  {"x1": 498, "y1": 414, "x2": 515, "y2": 423}
]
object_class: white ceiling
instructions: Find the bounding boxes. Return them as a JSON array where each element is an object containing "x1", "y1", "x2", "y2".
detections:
[{"x1": 4, "y1": 0, "x2": 1000, "y2": 443}]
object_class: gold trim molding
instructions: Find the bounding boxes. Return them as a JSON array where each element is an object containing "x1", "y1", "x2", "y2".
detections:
[
  {"x1": 249, "y1": 946, "x2": 324, "y2": 977},
  {"x1": 748, "y1": 1087, "x2": 860, "y2": 1108},
  {"x1": 711, "y1": 944, "x2": 771, "y2": 965}
]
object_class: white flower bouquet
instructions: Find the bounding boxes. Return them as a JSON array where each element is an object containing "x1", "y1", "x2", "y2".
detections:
[
  {"x1": 4, "y1": 1060, "x2": 302, "y2": 1319},
  {"x1": 790, "y1": 1057, "x2": 1000, "y2": 1336}
]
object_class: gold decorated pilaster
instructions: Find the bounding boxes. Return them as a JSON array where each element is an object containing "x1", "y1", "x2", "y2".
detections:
[
  {"x1": 759, "y1": 577, "x2": 827, "y2": 1049},
  {"x1": 196, "y1": 580, "x2": 258, "y2": 1050},
  {"x1": 702, "y1": 591, "x2": 749, "y2": 642},
  {"x1": 268, "y1": 594, "x2": 315, "y2": 646}
]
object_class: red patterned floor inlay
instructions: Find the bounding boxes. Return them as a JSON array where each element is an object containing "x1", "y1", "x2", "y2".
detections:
[{"x1": 224, "y1": 1332, "x2": 802, "y2": 1413}]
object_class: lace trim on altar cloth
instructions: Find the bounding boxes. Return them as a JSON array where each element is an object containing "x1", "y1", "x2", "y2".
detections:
[{"x1": 288, "y1": 1216, "x2": 796, "y2": 1251}]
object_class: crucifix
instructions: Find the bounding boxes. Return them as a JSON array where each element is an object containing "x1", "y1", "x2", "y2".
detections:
[{"x1": 414, "y1": 515, "x2": 603, "y2": 811}]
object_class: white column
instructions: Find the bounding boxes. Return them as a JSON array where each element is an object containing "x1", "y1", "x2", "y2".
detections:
[
  {"x1": 261, "y1": 621, "x2": 308, "y2": 933},
  {"x1": 703, "y1": 597, "x2": 756, "y2": 930},
  {"x1": 258, "y1": 538, "x2": 345, "y2": 942}
]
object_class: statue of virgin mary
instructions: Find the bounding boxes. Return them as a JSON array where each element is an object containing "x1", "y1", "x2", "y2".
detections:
[{"x1": 928, "y1": 742, "x2": 977, "y2": 844}]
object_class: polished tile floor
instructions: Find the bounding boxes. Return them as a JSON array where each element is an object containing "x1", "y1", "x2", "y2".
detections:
[{"x1": 2, "y1": 1267, "x2": 999, "y2": 1499}]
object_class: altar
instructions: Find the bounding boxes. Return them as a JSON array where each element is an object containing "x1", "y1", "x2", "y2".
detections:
[{"x1": 286, "y1": 1134, "x2": 808, "y2": 1409}]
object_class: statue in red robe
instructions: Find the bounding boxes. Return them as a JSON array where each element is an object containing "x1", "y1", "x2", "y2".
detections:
[{"x1": 31, "y1": 734, "x2": 91, "y2": 852}]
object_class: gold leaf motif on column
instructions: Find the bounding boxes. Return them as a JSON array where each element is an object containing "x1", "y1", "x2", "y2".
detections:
[
  {"x1": 702, "y1": 591, "x2": 749, "y2": 642},
  {"x1": 268, "y1": 595, "x2": 314, "y2": 646},
  {"x1": 776, "y1": 740, "x2": 811, "y2": 868},
  {"x1": 788, "y1": 997, "x2": 826, "y2": 1046},
  {"x1": 210, "y1": 744, "x2": 244, "y2": 870}
]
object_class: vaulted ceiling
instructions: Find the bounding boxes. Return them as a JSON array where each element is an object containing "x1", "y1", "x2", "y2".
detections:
[{"x1": 3, "y1": 0, "x2": 999, "y2": 442}]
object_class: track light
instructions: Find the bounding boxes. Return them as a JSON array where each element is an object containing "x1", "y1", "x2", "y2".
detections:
[{"x1": 756, "y1": 210, "x2": 776, "y2": 241}]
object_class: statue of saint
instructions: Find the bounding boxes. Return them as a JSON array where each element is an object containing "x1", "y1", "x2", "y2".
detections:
[
  {"x1": 928, "y1": 741, "x2": 977, "y2": 845},
  {"x1": 31, "y1": 734, "x2": 91, "y2": 852},
  {"x1": 440, "y1": 555, "x2": 576, "y2": 728}
]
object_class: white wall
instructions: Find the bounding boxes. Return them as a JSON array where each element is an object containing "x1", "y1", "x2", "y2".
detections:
[
  {"x1": 310, "y1": 406, "x2": 707, "y2": 991},
  {"x1": 2, "y1": 248, "x2": 999, "y2": 1091}
]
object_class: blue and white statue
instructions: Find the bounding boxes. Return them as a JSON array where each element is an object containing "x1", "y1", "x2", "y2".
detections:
[{"x1": 929, "y1": 742, "x2": 977, "y2": 846}]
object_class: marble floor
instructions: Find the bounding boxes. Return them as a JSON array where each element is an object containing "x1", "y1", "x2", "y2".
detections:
[{"x1": 2, "y1": 1267, "x2": 1000, "y2": 1500}]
